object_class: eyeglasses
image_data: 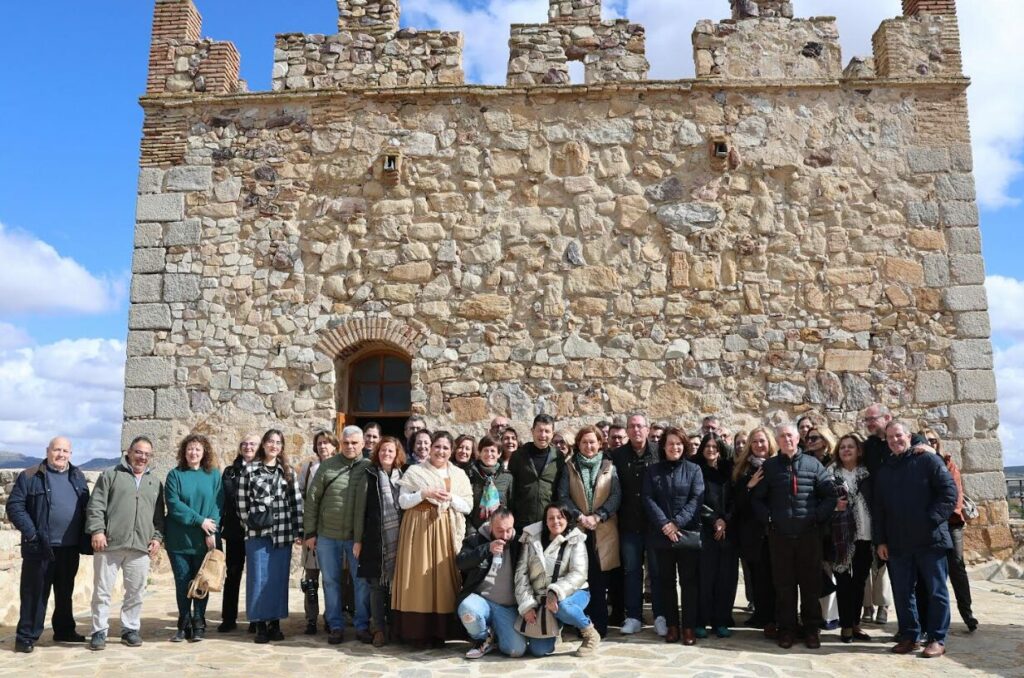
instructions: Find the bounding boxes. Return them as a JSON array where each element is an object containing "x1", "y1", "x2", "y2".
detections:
[
  {"x1": 861, "y1": 415, "x2": 883, "y2": 422},
  {"x1": 806, "y1": 435, "x2": 823, "y2": 443},
  {"x1": 554, "y1": 440, "x2": 567, "y2": 447},
  {"x1": 927, "y1": 438, "x2": 939, "y2": 446}
]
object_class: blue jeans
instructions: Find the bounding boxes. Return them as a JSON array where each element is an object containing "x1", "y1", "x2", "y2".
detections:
[
  {"x1": 317, "y1": 537, "x2": 370, "y2": 631},
  {"x1": 457, "y1": 594, "x2": 527, "y2": 657},
  {"x1": 620, "y1": 531, "x2": 662, "y2": 620},
  {"x1": 888, "y1": 546, "x2": 950, "y2": 643},
  {"x1": 526, "y1": 589, "x2": 592, "y2": 656}
]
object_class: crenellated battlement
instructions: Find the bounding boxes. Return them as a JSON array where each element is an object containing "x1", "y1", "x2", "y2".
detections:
[
  {"x1": 272, "y1": 0, "x2": 463, "y2": 90},
  {"x1": 874, "y1": 0, "x2": 962, "y2": 78},
  {"x1": 337, "y1": 0, "x2": 399, "y2": 34},
  {"x1": 143, "y1": 0, "x2": 968, "y2": 96},
  {"x1": 146, "y1": 0, "x2": 242, "y2": 96},
  {"x1": 508, "y1": 0, "x2": 648, "y2": 86}
]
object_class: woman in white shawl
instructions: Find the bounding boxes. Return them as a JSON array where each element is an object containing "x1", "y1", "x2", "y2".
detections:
[{"x1": 390, "y1": 430, "x2": 473, "y2": 648}]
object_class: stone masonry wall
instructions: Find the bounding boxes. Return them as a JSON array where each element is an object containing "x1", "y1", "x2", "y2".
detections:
[{"x1": 129, "y1": 0, "x2": 1010, "y2": 560}]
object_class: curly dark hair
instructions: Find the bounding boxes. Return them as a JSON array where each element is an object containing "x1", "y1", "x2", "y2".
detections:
[{"x1": 176, "y1": 434, "x2": 216, "y2": 471}]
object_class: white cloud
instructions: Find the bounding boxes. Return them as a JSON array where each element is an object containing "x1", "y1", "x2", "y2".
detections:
[
  {"x1": 0, "y1": 322, "x2": 31, "y2": 350},
  {"x1": 986, "y1": 275, "x2": 1024, "y2": 339},
  {"x1": 987, "y1": 274, "x2": 1024, "y2": 466},
  {"x1": 0, "y1": 338, "x2": 125, "y2": 462},
  {"x1": 401, "y1": 1, "x2": 1023, "y2": 208},
  {"x1": 0, "y1": 222, "x2": 122, "y2": 314},
  {"x1": 959, "y1": 0, "x2": 1024, "y2": 208},
  {"x1": 994, "y1": 342, "x2": 1024, "y2": 467}
]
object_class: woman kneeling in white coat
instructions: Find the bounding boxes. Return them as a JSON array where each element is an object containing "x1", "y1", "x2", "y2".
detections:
[{"x1": 514, "y1": 503, "x2": 601, "y2": 657}]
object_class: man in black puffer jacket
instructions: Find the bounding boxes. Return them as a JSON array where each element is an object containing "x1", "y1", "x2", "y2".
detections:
[{"x1": 752, "y1": 423, "x2": 836, "y2": 650}]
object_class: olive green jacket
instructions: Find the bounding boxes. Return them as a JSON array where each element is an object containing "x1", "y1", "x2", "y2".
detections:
[{"x1": 303, "y1": 454, "x2": 370, "y2": 542}]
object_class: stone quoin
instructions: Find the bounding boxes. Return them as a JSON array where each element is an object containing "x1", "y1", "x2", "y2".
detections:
[{"x1": 127, "y1": 0, "x2": 1012, "y2": 560}]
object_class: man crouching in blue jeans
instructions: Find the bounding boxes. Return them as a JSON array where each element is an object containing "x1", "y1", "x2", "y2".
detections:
[{"x1": 456, "y1": 508, "x2": 526, "y2": 659}]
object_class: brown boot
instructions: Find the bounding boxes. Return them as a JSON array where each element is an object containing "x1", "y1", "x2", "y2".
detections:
[
  {"x1": 804, "y1": 631, "x2": 821, "y2": 649},
  {"x1": 665, "y1": 626, "x2": 680, "y2": 643},
  {"x1": 576, "y1": 624, "x2": 601, "y2": 657},
  {"x1": 681, "y1": 628, "x2": 696, "y2": 646},
  {"x1": 892, "y1": 639, "x2": 921, "y2": 654},
  {"x1": 921, "y1": 641, "x2": 946, "y2": 658}
]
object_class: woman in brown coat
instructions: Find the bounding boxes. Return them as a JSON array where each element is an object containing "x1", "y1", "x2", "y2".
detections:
[{"x1": 557, "y1": 425, "x2": 621, "y2": 637}]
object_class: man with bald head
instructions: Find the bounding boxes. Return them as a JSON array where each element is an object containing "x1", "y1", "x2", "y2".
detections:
[
  {"x1": 8, "y1": 437, "x2": 92, "y2": 652},
  {"x1": 874, "y1": 420, "x2": 957, "y2": 658}
]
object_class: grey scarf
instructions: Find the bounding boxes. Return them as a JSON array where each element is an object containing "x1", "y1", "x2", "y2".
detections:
[{"x1": 378, "y1": 467, "x2": 402, "y2": 583}]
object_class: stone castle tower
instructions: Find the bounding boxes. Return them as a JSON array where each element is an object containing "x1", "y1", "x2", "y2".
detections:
[{"x1": 127, "y1": 0, "x2": 1011, "y2": 558}]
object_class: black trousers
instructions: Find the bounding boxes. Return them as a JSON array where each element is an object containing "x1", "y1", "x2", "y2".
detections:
[
  {"x1": 769, "y1": 531, "x2": 824, "y2": 633},
  {"x1": 748, "y1": 540, "x2": 777, "y2": 625},
  {"x1": 654, "y1": 548, "x2": 699, "y2": 629},
  {"x1": 221, "y1": 536, "x2": 246, "y2": 624},
  {"x1": 699, "y1": 534, "x2": 739, "y2": 628},
  {"x1": 834, "y1": 540, "x2": 873, "y2": 628},
  {"x1": 17, "y1": 547, "x2": 80, "y2": 644},
  {"x1": 584, "y1": 532, "x2": 609, "y2": 635},
  {"x1": 606, "y1": 566, "x2": 624, "y2": 621}
]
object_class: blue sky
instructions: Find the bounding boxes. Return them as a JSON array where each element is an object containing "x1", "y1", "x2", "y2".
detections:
[{"x1": 1, "y1": 0, "x2": 1022, "y2": 462}]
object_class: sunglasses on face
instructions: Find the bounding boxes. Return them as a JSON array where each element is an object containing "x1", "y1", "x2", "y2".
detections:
[
  {"x1": 806, "y1": 435, "x2": 822, "y2": 443},
  {"x1": 927, "y1": 438, "x2": 939, "y2": 446}
]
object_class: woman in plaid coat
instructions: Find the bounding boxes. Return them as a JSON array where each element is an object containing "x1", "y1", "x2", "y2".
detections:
[{"x1": 236, "y1": 429, "x2": 303, "y2": 644}]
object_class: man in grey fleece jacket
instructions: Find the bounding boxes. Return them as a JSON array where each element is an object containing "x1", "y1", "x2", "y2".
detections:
[{"x1": 85, "y1": 436, "x2": 165, "y2": 650}]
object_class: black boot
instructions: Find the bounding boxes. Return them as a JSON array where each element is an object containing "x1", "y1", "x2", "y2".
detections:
[
  {"x1": 170, "y1": 615, "x2": 191, "y2": 643},
  {"x1": 191, "y1": 614, "x2": 207, "y2": 642},
  {"x1": 254, "y1": 622, "x2": 269, "y2": 644},
  {"x1": 267, "y1": 620, "x2": 284, "y2": 641}
]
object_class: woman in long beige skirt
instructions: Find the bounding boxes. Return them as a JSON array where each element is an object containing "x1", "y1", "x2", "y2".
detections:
[{"x1": 391, "y1": 431, "x2": 473, "y2": 648}]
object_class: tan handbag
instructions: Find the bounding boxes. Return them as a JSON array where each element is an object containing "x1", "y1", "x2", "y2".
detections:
[{"x1": 187, "y1": 548, "x2": 226, "y2": 599}]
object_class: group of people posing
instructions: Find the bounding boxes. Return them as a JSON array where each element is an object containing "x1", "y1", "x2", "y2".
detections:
[{"x1": 7, "y1": 403, "x2": 976, "y2": 662}]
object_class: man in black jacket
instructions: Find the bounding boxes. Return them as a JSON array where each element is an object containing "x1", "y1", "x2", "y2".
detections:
[
  {"x1": 610, "y1": 413, "x2": 663, "y2": 635},
  {"x1": 507, "y1": 414, "x2": 562, "y2": 527},
  {"x1": 751, "y1": 424, "x2": 837, "y2": 650},
  {"x1": 7, "y1": 437, "x2": 91, "y2": 653},
  {"x1": 456, "y1": 509, "x2": 525, "y2": 659},
  {"x1": 859, "y1": 403, "x2": 893, "y2": 625},
  {"x1": 874, "y1": 420, "x2": 958, "y2": 658}
]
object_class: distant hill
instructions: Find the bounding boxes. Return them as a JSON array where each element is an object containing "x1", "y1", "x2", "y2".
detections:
[
  {"x1": 0, "y1": 451, "x2": 40, "y2": 470},
  {"x1": 79, "y1": 457, "x2": 120, "y2": 471},
  {"x1": 1006, "y1": 466, "x2": 1024, "y2": 478},
  {"x1": 0, "y1": 451, "x2": 120, "y2": 471}
]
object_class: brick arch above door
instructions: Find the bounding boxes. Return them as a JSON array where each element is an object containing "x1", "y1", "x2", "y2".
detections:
[{"x1": 314, "y1": 317, "x2": 427, "y2": 362}]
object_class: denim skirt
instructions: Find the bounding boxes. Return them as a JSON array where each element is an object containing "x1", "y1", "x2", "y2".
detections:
[{"x1": 245, "y1": 537, "x2": 290, "y2": 622}]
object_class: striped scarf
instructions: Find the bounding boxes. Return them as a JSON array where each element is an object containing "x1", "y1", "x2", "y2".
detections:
[{"x1": 377, "y1": 467, "x2": 402, "y2": 583}]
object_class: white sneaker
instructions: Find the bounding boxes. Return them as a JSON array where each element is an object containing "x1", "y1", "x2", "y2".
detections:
[
  {"x1": 620, "y1": 618, "x2": 643, "y2": 635},
  {"x1": 465, "y1": 631, "x2": 495, "y2": 659},
  {"x1": 654, "y1": 616, "x2": 668, "y2": 637}
]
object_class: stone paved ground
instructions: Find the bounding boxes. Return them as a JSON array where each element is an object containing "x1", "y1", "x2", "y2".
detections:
[{"x1": 1, "y1": 576, "x2": 1022, "y2": 677}]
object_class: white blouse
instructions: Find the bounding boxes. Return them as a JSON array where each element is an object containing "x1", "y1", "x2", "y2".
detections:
[{"x1": 398, "y1": 463, "x2": 470, "y2": 514}]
